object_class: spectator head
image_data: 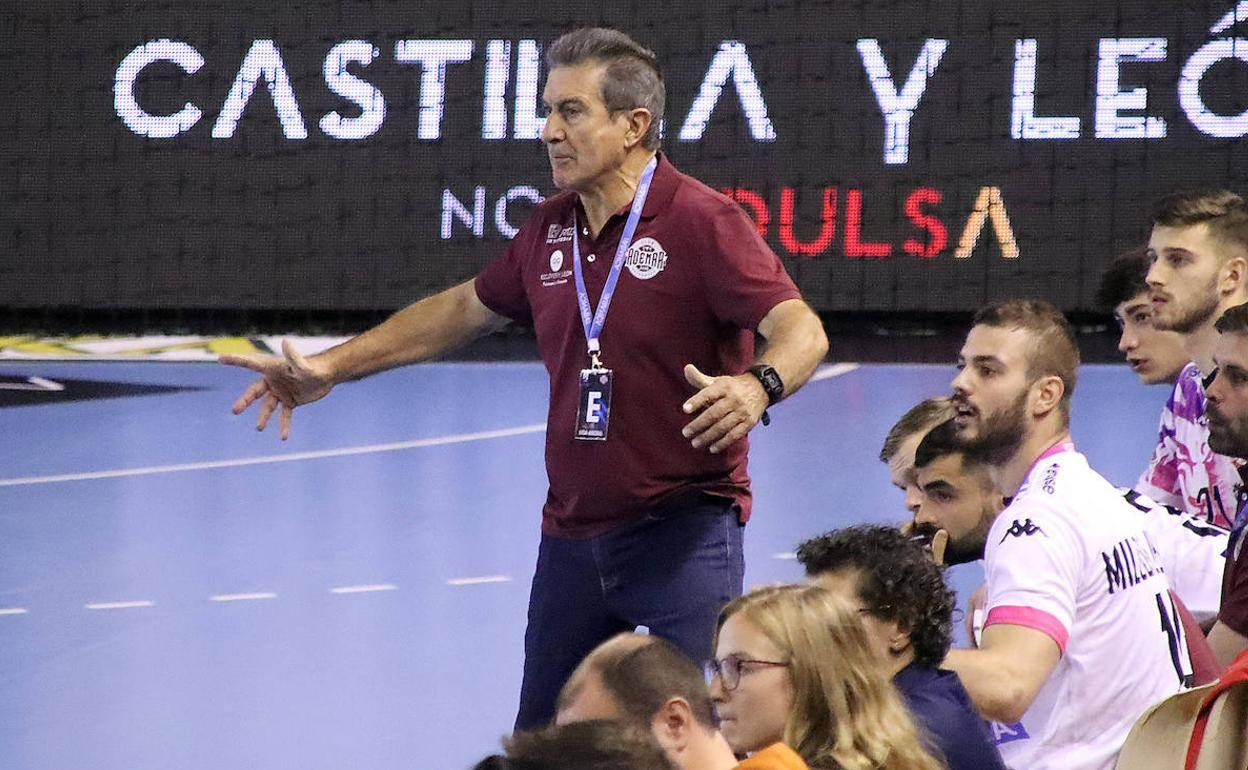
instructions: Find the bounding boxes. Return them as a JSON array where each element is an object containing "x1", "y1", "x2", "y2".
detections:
[
  {"x1": 474, "y1": 720, "x2": 675, "y2": 770},
  {"x1": 795, "y1": 525, "x2": 955, "y2": 675},
  {"x1": 1147, "y1": 190, "x2": 1248, "y2": 334},
  {"x1": 556, "y1": 634, "x2": 735, "y2": 770},
  {"x1": 912, "y1": 419, "x2": 1005, "y2": 565},
  {"x1": 951, "y1": 299, "x2": 1079, "y2": 460},
  {"x1": 1097, "y1": 246, "x2": 1189, "y2": 385},
  {"x1": 880, "y1": 397, "x2": 956, "y2": 515},
  {"x1": 709, "y1": 584, "x2": 941, "y2": 770},
  {"x1": 1206, "y1": 303, "x2": 1248, "y2": 459}
]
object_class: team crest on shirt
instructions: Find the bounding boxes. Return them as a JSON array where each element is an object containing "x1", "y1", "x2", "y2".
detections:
[{"x1": 625, "y1": 238, "x2": 668, "y2": 280}]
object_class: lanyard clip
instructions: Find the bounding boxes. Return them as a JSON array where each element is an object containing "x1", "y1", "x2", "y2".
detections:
[{"x1": 588, "y1": 338, "x2": 604, "y2": 370}]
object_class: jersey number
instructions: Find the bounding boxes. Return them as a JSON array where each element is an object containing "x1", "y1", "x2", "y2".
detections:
[{"x1": 1155, "y1": 592, "x2": 1194, "y2": 688}]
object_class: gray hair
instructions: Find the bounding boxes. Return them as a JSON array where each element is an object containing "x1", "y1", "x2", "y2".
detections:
[{"x1": 546, "y1": 28, "x2": 665, "y2": 150}]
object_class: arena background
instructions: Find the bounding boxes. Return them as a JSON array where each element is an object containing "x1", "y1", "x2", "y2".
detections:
[{"x1": 6, "y1": 0, "x2": 1248, "y2": 339}]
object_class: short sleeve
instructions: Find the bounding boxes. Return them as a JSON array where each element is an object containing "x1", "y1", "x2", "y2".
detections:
[
  {"x1": 701, "y1": 202, "x2": 802, "y2": 331},
  {"x1": 984, "y1": 511, "x2": 1081, "y2": 652},
  {"x1": 474, "y1": 220, "x2": 536, "y2": 324},
  {"x1": 1220, "y1": 531, "x2": 1248, "y2": 635}
]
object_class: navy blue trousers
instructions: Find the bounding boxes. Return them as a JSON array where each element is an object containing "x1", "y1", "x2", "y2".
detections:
[{"x1": 514, "y1": 494, "x2": 745, "y2": 729}]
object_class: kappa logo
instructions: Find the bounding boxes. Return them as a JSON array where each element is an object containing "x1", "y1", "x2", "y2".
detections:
[
  {"x1": 1000, "y1": 518, "x2": 1046, "y2": 543},
  {"x1": 625, "y1": 237, "x2": 668, "y2": 280},
  {"x1": 549, "y1": 250, "x2": 564, "y2": 272},
  {"x1": 546, "y1": 224, "x2": 574, "y2": 244}
]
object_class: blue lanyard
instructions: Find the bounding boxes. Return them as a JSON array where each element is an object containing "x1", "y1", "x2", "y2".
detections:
[{"x1": 572, "y1": 155, "x2": 657, "y2": 367}]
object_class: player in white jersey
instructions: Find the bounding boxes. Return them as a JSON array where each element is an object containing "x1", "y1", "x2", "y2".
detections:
[
  {"x1": 1142, "y1": 190, "x2": 1248, "y2": 527},
  {"x1": 917, "y1": 299, "x2": 1191, "y2": 770}
]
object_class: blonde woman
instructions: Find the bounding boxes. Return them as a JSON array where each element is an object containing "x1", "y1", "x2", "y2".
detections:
[{"x1": 707, "y1": 584, "x2": 945, "y2": 770}]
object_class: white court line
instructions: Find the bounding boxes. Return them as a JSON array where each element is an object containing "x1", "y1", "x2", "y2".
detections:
[
  {"x1": 209, "y1": 592, "x2": 277, "y2": 603},
  {"x1": 330, "y1": 584, "x2": 398, "y2": 595},
  {"x1": 810, "y1": 362, "x2": 860, "y2": 382},
  {"x1": 0, "y1": 423, "x2": 547, "y2": 488},
  {"x1": 771, "y1": 552, "x2": 798, "y2": 560},
  {"x1": 0, "y1": 608, "x2": 29, "y2": 615},
  {"x1": 446, "y1": 575, "x2": 512, "y2": 586},
  {"x1": 85, "y1": 600, "x2": 155, "y2": 610}
]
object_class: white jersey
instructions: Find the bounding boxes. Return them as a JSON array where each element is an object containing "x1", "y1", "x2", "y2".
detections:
[
  {"x1": 1118, "y1": 488, "x2": 1229, "y2": 623},
  {"x1": 984, "y1": 445, "x2": 1191, "y2": 770}
]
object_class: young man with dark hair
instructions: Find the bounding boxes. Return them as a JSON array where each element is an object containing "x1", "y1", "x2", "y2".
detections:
[
  {"x1": 1198, "y1": 302, "x2": 1248, "y2": 665},
  {"x1": 1096, "y1": 246, "x2": 1188, "y2": 386},
  {"x1": 796, "y1": 525, "x2": 1005, "y2": 770},
  {"x1": 935, "y1": 299, "x2": 1191, "y2": 770},
  {"x1": 556, "y1": 634, "x2": 737, "y2": 770},
  {"x1": 1141, "y1": 190, "x2": 1248, "y2": 527},
  {"x1": 221, "y1": 26, "x2": 828, "y2": 729}
]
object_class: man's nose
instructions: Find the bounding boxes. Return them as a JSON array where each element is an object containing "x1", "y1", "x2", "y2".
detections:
[{"x1": 905, "y1": 484, "x2": 924, "y2": 515}]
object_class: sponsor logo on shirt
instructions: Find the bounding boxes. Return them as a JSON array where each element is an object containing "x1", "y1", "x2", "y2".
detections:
[
  {"x1": 1042, "y1": 464, "x2": 1059, "y2": 494},
  {"x1": 625, "y1": 237, "x2": 667, "y2": 280},
  {"x1": 999, "y1": 518, "x2": 1045, "y2": 542},
  {"x1": 546, "y1": 224, "x2": 574, "y2": 244},
  {"x1": 989, "y1": 721, "x2": 1030, "y2": 745},
  {"x1": 549, "y1": 250, "x2": 564, "y2": 272}
]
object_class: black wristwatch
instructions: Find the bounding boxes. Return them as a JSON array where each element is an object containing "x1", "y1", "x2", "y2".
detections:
[
  {"x1": 747, "y1": 364, "x2": 784, "y2": 426},
  {"x1": 747, "y1": 364, "x2": 784, "y2": 405}
]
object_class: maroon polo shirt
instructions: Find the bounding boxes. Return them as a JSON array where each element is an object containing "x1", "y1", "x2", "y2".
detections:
[
  {"x1": 1221, "y1": 526, "x2": 1248, "y2": 636},
  {"x1": 474, "y1": 153, "x2": 801, "y2": 538}
]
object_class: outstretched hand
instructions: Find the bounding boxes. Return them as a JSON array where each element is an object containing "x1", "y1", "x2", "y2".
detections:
[
  {"x1": 219, "y1": 339, "x2": 335, "y2": 440},
  {"x1": 680, "y1": 364, "x2": 769, "y2": 454}
]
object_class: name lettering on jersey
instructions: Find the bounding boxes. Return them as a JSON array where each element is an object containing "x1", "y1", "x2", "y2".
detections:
[
  {"x1": 625, "y1": 237, "x2": 668, "y2": 280},
  {"x1": 1101, "y1": 533, "x2": 1165, "y2": 595},
  {"x1": 546, "y1": 224, "x2": 574, "y2": 244},
  {"x1": 999, "y1": 518, "x2": 1045, "y2": 542},
  {"x1": 989, "y1": 721, "x2": 1030, "y2": 745}
]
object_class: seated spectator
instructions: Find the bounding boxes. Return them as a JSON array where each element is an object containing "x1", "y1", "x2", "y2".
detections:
[
  {"x1": 556, "y1": 633, "x2": 737, "y2": 770},
  {"x1": 708, "y1": 584, "x2": 943, "y2": 770},
  {"x1": 474, "y1": 720, "x2": 674, "y2": 770},
  {"x1": 796, "y1": 525, "x2": 1006, "y2": 770},
  {"x1": 880, "y1": 397, "x2": 956, "y2": 516},
  {"x1": 1096, "y1": 246, "x2": 1188, "y2": 387}
]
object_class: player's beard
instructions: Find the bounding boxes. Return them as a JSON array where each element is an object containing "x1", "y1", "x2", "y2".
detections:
[
  {"x1": 943, "y1": 503, "x2": 998, "y2": 565},
  {"x1": 967, "y1": 388, "x2": 1029, "y2": 467},
  {"x1": 1208, "y1": 402, "x2": 1248, "y2": 457},
  {"x1": 1155, "y1": 275, "x2": 1220, "y2": 334}
]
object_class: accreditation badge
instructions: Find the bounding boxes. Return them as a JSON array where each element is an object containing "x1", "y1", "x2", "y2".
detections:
[{"x1": 574, "y1": 368, "x2": 613, "y2": 441}]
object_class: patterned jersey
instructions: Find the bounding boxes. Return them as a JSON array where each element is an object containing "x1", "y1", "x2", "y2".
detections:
[
  {"x1": 1136, "y1": 363, "x2": 1244, "y2": 529},
  {"x1": 985, "y1": 445, "x2": 1191, "y2": 770}
]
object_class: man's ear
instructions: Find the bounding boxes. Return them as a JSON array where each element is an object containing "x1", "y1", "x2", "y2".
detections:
[
  {"x1": 621, "y1": 108, "x2": 653, "y2": 150},
  {"x1": 888, "y1": 620, "x2": 914, "y2": 656},
  {"x1": 1220, "y1": 253, "x2": 1248, "y2": 297},
  {"x1": 651, "y1": 697, "x2": 695, "y2": 753},
  {"x1": 1030, "y1": 374, "x2": 1064, "y2": 418}
]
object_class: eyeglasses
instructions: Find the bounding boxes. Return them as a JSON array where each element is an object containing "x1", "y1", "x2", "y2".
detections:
[{"x1": 703, "y1": 654, "x2": 789, "y2": 691}]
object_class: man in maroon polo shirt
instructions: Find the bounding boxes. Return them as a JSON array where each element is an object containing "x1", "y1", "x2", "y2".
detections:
[
  {"x1": 221, "y1": 27, "x2": 828, "y2": 728},
  {"x1": 1202, "y1": 302, "x2": 1248, "y2": 668}
]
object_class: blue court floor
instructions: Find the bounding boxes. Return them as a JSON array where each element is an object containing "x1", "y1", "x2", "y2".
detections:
[{"x1": 0, "y1": 360, "x2": 1163, "y2": 770}]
